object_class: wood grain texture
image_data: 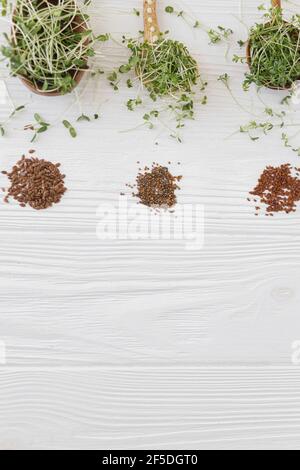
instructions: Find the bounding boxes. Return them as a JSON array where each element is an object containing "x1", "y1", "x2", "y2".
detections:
[
  {"x1": 1, "y1": 367, "x2": 300, "y2": 450},
  {"x1": 0, "y1": 0, "x2": 300, "y2": 450}
]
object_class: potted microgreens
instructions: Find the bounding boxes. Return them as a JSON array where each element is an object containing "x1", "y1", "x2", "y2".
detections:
[
  {"x1": 109, "y1": 0, "x2": 206, "y2": 141},
  {"x1": 245, "y1": 0, "x2": 300, "y2": 90},
  {"x1": 1, "y1": 0, "x2": 98, "y2": 96}
]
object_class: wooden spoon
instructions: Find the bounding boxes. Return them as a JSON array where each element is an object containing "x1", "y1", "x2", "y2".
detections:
[
  {"x1": 143, "y1": 0, "x2": 160, "y2": 43},
  {"x1": 140, "y1": 0, "x2": 199, "y2": 95},
  {"x1": 246, "y1": 0, "x2": 295, "y2": 90}
]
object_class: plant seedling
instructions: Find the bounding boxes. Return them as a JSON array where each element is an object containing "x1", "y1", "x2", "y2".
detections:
[{"x1": 246, "y1": 0, "x2": 300, "y2": 90}]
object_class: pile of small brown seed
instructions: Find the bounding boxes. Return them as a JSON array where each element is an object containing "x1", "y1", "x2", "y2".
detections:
[
  {"x1": 127, "y1": 163, "x2": 182, "y2": 209},
  {"x1": 2, "y1": 152, "x2": 67, "y2": 210},
  {"x1": 249, "y1": 164, "x2": 300, "y2": 216}
]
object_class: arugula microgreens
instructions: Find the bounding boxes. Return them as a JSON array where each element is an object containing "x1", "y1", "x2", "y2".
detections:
[{"x1": 109, "y1": 32, "x2": 207, "y2": 141}]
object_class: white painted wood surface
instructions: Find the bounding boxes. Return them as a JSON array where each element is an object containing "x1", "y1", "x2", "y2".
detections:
[{"x1": 1, "y1": 0, "x2": 300, "y2": 450}]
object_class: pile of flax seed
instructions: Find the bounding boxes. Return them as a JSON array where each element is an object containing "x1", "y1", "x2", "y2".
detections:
[{"x1": 2, "y1": 151, "x2": 67, "y2": 210}]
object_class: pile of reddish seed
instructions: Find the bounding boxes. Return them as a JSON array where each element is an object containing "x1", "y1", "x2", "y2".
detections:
[
  {"x1": 125, "y1": 163, "x2": 182, "y2": 209},
  {"x1": 249, "y1": 164, "x2": 300, "y2": 216},
  {"x1": 2, "y1": 151, "x2": 67, "y2": 210}
]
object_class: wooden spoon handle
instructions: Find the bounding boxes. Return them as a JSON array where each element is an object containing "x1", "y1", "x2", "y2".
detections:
[
  {"x1": 144, "y1": 0, "x2": 160, "y2": 43},
  {"x1": 271, "y1": 0, "x2": 281, "y2": 8}
]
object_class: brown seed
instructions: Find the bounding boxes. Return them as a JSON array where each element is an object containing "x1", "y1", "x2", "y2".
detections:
[
  {"x1": 2, "y1": 154, "x2": 67, "y2": 210},
  {"x1": 249, "y1": 164, "x2": 300, "y2": 216},
  {"x1": 128, "y1": 163, "x2": 182, "y2": 210}
]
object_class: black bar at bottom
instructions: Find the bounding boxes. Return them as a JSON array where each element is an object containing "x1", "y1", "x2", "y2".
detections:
[{"x1": 0, "y1": 451, "x2": 203, "y2": 465}]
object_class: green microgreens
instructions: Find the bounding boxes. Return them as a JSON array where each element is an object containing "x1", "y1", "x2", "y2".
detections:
[
  {"x1": 63, "y1": 119, "x2": 77, "y2": 138},
  {"x1": 1, "y1": 0, "x2": 100, "y2": 95},
  {"x1": 164, "y1": 5, "x2": 233, "y2": 46},
  {"x1": 207, "y1": 26, "x2": 234, "y2": 45},
  {"x1": 108, "y1": 32, "x2": 206, "y2": 141},
  {"x1": 221, "y1": 6, "x2": 300, "y2": 155},
  {"x1": 240, "y1": 7, "x2": 300, "y2": 90},
  {"x1": 0, "y1": 0, "x2": 7, "y2": 16},
  {"x1": 220, "y1": 72, "x2": 300, "y2": 156},
  {"x1": 27, "y1": 113, "x2": 51, "y2": 143},
  {"x1": 77, "y1": 114, "x2": 90, "y2": 122},
  {"x1": 131, "y1": 36, "x2": 199, "y2": 97},
  {"x1": 218, "y1": 73, "x2": 255, "y2": 116}
]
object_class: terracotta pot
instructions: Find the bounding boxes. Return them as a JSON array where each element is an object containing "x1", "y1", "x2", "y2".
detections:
[{"x1": 12, "y1": 1, "x2": 90, "y2": 96}]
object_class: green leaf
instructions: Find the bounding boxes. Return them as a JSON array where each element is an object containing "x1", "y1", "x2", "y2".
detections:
[
  {"x1": 77, "y1": 114, "x2": 91, "y2": 122},
  {"x1": 63, "y1": 120, "x2": 77, "y2": 138},
  {"x1": 15, "y1": 105, "x2": 25, "y2": 112},
  {"x1": 34, "y1": 113, "x2": 45, "y2": 124},
  {"x1": 63, "y1": 120, "x2": 71, "y2": 129},
  {"x1": 119, "y1": 64, "x2": 131, "y2": 73},
  {"x1": 37, "y1": 126, "x2": 48, "y2": 133},
  {"x1": 97, "y1": 34, "x2": 110, "y2": 42},
  {"x1": 165, "y1": 6, "x2": 174, "y2": 14},
  {"x1": 69, "y1": 127, "x2": 77, "y2": 138}
]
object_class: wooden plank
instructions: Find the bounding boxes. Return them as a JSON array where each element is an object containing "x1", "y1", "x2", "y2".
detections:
[
  {"x1": 0, "y1": 0, "x2": 300, "y2": 449},
  {"x1": 0, "y1": 367, "x2": 300, "y2": 450}
]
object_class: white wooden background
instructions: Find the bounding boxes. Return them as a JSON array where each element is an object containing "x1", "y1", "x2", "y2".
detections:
[{"x1": 1, "y1": 0, "x2": 300, "y2": 450}]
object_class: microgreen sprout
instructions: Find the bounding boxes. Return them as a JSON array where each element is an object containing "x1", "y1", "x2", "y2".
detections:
[
  {"x1": 0, "y1": 104, "x2": 25, "y2": 136},
  {"x1": 109, "y1": 32, "x2": 206, "y2": 141},
  {"x1": 164, "y1": 5, "x2": 233, "y2": 46},
  {"x1": 63, "y1": 120, "x2": 77, "y2": 138},
  {"x1": 1, "y1": 0, "x2": 100, "y2": 95},
  {"x1": 28, "y1": 113, "x2": 51, "y2": 142},
  {"x1": 242, "y1": 7, "x2": 300, "y2": 90},
  {"x1": 220, "y1": 72, "x2": 300, "y2": 155}
]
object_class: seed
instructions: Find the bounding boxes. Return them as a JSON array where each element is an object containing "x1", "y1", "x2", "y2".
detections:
[
  {"x1": 128, "y1": 163, "x2": 182, "y2": 210},
  {"x1": 249, "y1": 164, "x2": 300, "y2": 216},
  {"x1": 2, "y1": 152, "x2": 67, "y2": 210}
]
